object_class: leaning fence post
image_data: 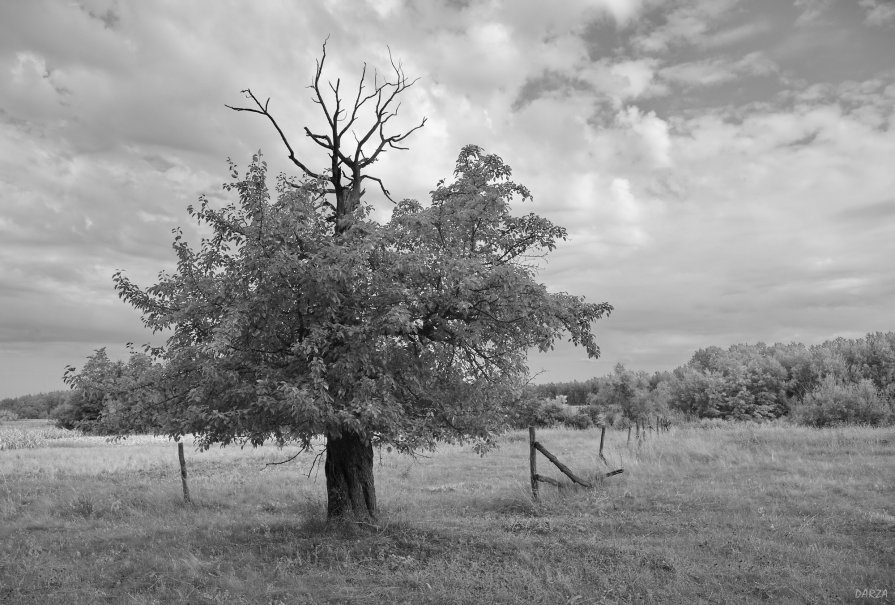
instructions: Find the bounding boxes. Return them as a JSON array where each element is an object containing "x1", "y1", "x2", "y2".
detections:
[
  {"x1": 178, "y1": 441, "x2": 192, "y2": 505},
  {"x1": 529, "y1": 426, "x2": 539, "y2": 502}
]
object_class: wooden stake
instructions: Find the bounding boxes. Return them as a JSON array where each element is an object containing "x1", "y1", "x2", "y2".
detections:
[
  {"x1": 529, "y1": 427, "x2": 539, "y2": 502},
  {"x1": 599, "y1": 425, "x2": 607, "y2": 464},
  {"x1": 178, "y1": 442, "x2": 191, "y2": 505}
]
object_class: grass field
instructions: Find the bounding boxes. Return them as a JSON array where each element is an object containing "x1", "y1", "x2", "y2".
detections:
[{"x1": 0, "y1": 419, "x2": 892, "y2": 604}]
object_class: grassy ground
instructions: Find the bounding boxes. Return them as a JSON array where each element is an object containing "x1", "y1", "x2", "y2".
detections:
[{"x1": 0, "y1": 420, "x2": 892, "y2": 604}]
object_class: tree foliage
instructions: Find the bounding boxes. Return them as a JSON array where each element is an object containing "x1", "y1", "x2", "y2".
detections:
[
  {"x1": 57, "y1": 347, "x2": 160, "y2": 434},
  {"x1": 110, "y1": 148, "x2": 611, "y2": 455},
  {"x1": 791, "y1": 375, "x2": 894, "y2": 427}
]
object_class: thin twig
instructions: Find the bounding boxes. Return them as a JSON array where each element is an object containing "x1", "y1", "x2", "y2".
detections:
[
  {"x1": 264, "y1": 444, "x2": 309, "y2": 467},
  {"x1": 308, "y1": 446, "x2": 326, "y2": 479}
]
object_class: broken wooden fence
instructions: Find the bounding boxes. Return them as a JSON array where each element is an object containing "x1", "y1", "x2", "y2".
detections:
[
  {"x1": 528, "y1": 426, "x2": 623, "y2": 501},
  {"x1": 627, "y1": 415, "x2": 673, "y2": 444}
]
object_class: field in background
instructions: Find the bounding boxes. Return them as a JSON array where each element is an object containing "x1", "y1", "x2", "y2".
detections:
[{"x1": 0, "y1": 420, "x2": 892, "y2": 604}]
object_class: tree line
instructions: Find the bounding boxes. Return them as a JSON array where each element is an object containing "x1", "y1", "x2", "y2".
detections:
[
  {"x1": 0, "y1": 391, "x2": 69, "y2": 421},
  {"x1": 5, "y1": 331, "x2": 891, "y2": 431},
  {"x1": 531, "y1": 332, "x2": 895, "y2": 428}
]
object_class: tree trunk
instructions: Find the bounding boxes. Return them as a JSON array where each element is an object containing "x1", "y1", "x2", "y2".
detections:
[{"x1": 324, "y1": 430, "x2": 377, "y2": 521}]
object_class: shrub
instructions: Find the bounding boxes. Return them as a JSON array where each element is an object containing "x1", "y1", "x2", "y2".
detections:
[
  {"x1": 579, "y1": 404, "x2": 606, "y2": 426},
  {"x1": 790, "y1": 376, "x2": 894, "y2": 427},
  {"x1": 562, "y1": 409, "x2": 593, "y2": 430},
  {"x1": 535, "y1": 400, "x2": 568, "y2": 427},
  {"x1": 509, "y1": 397, "x2": 595, "y2": 429}
]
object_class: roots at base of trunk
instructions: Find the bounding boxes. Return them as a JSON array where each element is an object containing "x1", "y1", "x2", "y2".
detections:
[{"x1": 324, "y1": 430, "x2": 377, "y2": 522}]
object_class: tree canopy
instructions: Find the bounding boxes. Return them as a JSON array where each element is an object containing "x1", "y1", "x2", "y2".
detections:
[{"x1": 112, "y1": 147, "x2": 611, "y2": 454}]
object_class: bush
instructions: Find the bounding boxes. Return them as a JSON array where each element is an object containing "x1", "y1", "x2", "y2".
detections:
[
  {"x1": 509, "y1": 396, "x2": 560, "y2": 428},
  {"x1": 790, "y1": 376, "x2": 894, "y2": 427},
  {"x1": 579, "y1": 404, "x2": 607, "y2": 426},
  {"x1": 509, "y1": 397, "x2": 596, "y2": 428},
  {"x1": 535, "y1": 400, "x2": 568, "y2": 427},
  {"x1": 561, "y1": 409, "x2": 593, "y2": 430}
]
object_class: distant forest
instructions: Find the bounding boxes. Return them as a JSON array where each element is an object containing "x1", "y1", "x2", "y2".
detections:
[
  {"x1": 2, "y1": 332, "x2": 893, "y2": 430},
  {"x1": 0, "y1": 390, "x2": 68, "y2": 422},
  {"x1": 531, "y1": 332, "x2": 895, "y2": 428}
]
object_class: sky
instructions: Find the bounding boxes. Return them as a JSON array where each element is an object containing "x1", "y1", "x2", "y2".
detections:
[{"x1": 1, "y1": 0, "x2": 894, "y2": 398}]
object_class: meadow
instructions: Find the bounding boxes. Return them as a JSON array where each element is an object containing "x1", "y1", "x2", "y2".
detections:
[{"x1": 0, "y1": 419, "x2": 892, "y2": 604}]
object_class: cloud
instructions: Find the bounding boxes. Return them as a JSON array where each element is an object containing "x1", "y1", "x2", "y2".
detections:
[
  {"x1": 512, "y1": 70, "x2": 593, "y2": 111},
  {"x1": 793, "y1": 0, "x2": 835, "y2": 26},
  {"x1": 659, "y1": 52, "x2": 778, "y2": 87},
  {"x1": 1, "y1": 0, "x2": 895, "y2": 397},
  {"x1": 701, "y1": 20, "x2": 772, "y2": 48},
  {"x1": 615, "y1": 106, "x2": 672, "y2": 168},
  {"x1": 610, "y1": 59, "x2": 662, "y2": 99},
  {"x1": 632, "y1": 0, "x2": 742, "y2": 53},
  {"x1": 608, "y1": 177, "x2": 651, "y2": 246},
  {"x1": 836, "y1": 198, "x2": 895, "y2": 224},
  {"x1": 859, "y1": 0, "x2": 895, "y2": 27},
  {"x1": 598, "y1": 0, "x2": 649, "y2": 25}
]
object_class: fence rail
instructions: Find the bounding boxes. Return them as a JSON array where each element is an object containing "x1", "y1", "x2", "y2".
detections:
[{"x1": 528, "y1": 426, "x2": 624, "y2": 501}]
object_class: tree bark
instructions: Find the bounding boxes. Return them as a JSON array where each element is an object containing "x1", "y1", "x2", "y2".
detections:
[{"x1": 324, "y1": 430, "x2": 377, "y2": 521}]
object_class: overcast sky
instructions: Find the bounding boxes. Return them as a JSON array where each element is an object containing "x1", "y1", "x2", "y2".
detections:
[{"x1": 1, "y1": 0, "x2": 894, "y2": 398}]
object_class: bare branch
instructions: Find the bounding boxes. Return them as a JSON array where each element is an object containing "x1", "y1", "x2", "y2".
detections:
[
  {"x1": 304, "y1": 127, "x2": 334, "y2": 151},
  {"x1": 226, "y1": 89, "x2": 323, "y2": 180},
  {"x1": 264, "y1": 445, "x2": 308, "y2": 467},
  {"x1": 339, "y1": 63, "x2": 374, "y2": 140},
  {"x1": 229, "y1": 37, "x2": 426, "y2": 218},
  {"x1": 360, "y1": 174, "x2": 394, "y2": 203}
]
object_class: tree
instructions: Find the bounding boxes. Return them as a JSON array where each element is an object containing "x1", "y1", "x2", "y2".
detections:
[
  {"x1": 791, "y1": 375, "x2": 894, "y2": 427},
  {"x1": 58, "y1": 347, "x2": 160, "y2": 434},
  {"x1": 57, "y1": 348, "x2": 121, "y2": 432},
  {"x1": 112, "y1": 45, "x2": 611, "y2": 522}
]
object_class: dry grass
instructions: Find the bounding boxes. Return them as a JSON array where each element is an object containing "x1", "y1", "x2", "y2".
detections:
[{"x1": 0, "y1": 419, "x2": 892, "y2": 603}]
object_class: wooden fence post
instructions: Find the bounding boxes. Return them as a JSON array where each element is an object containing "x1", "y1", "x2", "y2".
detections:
[
  {"x1": 529, "y1": 426, "x2": 539, "y2": 502},
  {"x1": 178, "y1": 442, "x2": 192, "y2": 505},
  {"x1": 599, "y1": 425, "x2": 607, "y2": 463}
]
